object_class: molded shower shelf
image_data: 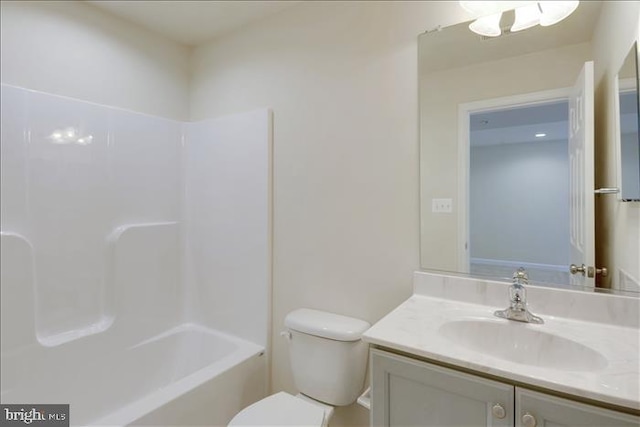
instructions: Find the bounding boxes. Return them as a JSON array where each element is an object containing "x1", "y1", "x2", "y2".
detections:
[
  {"x1": 105, "y1": 221, "x2": 179, "y2": 244},
  {"x1": 2, "y1": 223, "x2": 180, "y2": 348},
  {"x1": 37, "y1": 317, "x2": 115, "y2": 347},
  {"x1": 40, "y1": 222, "x2": 180, "y2": 347},
  {"x1": 1, "y1": 232, "x2": 36, "y2": 351}
]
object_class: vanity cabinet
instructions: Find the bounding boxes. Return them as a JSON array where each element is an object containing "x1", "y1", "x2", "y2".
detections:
[
  {"x1": 515, "y1": 388, "x2": 640, "y2": 427},
  {"x1": 371, "y1": 349, "x2": 639, "y2": 427},
  {"x1": 371, "y1": 349, "x2": 513, "y2": 426}
]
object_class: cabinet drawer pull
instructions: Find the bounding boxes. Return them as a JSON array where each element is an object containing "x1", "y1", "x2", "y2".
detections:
[
  {"x1": 522, "y1": 412, "x2": 537, "y2": 427},
  {"x1": 491, "y1": 403, "x2": 506, "y2": 419}
]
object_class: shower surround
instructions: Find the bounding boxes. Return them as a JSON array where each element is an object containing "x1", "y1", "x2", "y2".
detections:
[{"x1": 0, "y1": 84, "x2": 272, "y2": 426}]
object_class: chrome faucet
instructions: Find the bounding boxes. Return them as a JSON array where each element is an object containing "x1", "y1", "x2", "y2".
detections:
[{"x1": 494, "y1": 268, "x2": 544, "y2": 324}]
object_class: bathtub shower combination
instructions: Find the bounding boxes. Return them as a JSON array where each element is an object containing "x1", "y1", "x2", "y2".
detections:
[{"x1": 0, "y1": 84, "x2": 272, "y2": 426}]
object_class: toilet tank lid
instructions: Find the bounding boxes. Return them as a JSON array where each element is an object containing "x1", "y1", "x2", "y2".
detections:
[{"x1": 285, "y1": 309, "x2": 371, "y2": 342}]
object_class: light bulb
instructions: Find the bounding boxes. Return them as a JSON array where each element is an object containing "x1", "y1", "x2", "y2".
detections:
[
  {"x1": 511, "y1": 3, "x2": 541, "y2": 32},
  {"x1": 469, "y1": 12, "x2": 503, "y2": 37}
]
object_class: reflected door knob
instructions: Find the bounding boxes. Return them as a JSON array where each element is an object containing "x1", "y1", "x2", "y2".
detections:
[
  {"x1": 522, "y1": 412, "x2": 537, "y2": 427},
  {"x1": 569, "y1": 263, "x2": 587, "y2": 275},
  {"x1": 569, "y1": 264, "x2": 608, "y2": 278},
  {"x1": 491, "y1": 403, "x2": 506, "y2": 419}
]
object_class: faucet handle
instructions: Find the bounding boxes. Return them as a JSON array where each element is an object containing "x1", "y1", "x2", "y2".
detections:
[{"x1": 513, "y1": 267, "x2": 528, "y2": 284}]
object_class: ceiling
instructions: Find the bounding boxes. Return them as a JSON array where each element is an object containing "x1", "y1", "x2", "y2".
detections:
[
  {"x1": 471, "y1": 92, "x2": 640, "y2": 146},
  {"x1": 470, "y1": 101, "x2": 568, "y2": 131},
  {"x1": 471, "y1": 101, "x2": 569, "y2": 147},
  {"x1": 86, "y1": 1, "x2": 300, "y2": 46}
]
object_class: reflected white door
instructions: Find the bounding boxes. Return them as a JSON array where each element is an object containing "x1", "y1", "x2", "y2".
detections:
[{"x1": 568, "y1": 61, "x2": 595, "y2": 286}]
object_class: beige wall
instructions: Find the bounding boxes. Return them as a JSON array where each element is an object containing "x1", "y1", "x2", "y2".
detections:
[
  {"x1": 420, "y1": 42, "x2": 593, "y2": 271},
  {"x1": 0, "y1": 1, "x2": 190, "y2": 120},
  {"x1": 593, "y1": 1, "x2": 640, "y2": 291},
  {"x1": 190, "y1": 2, "x2": 473, "y2": 425}
]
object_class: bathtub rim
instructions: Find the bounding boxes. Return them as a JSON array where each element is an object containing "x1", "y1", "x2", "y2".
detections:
[{"x1": 88, "y1": 323, "x2": 265, "y2": 427}]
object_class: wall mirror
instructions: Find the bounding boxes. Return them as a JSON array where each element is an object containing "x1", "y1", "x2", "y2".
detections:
[
  {"x1": 616, "y1": 42, "x2": 640, "y2": 202},
  {"x1": 419, "y1": 2, "x2": 637, "y2": 295}
]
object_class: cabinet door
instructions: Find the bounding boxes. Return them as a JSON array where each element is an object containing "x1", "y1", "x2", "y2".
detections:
[
  {"x1": 516, "y1": 388, "x2": 640, "y2": 427},
  {"x1": 371, "y1": 349, "x2": 514, "y2": 427}
]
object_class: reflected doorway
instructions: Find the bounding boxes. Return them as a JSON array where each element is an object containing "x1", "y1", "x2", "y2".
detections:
[{"x1": 466, "y1": 99, "x2": 572, "y2": 285}]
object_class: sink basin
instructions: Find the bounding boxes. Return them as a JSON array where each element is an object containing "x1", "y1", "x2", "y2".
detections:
[{"x1": 438, "y1": 319, "x2": 608, "y2": 372}]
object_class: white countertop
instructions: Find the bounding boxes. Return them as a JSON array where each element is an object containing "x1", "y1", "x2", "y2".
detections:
[{"x1": 363, "y1": 273, "x2": 640, "y2": 412}]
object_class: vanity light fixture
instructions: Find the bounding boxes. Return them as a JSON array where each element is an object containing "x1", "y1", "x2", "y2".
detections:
[
  {"x1": 459, "y1": 1, "x2": 532, "y2": 16},
  {"x1": 511, "y1": 3, "x2": 542, "y2": 32},
  {"x1": 535, "y1": 133, "x2": 547, "y2": 138},
  {"x1": 538, "y1": 1, "x2": 580, "y2": 26},
  {"x1": 469, "y1": 12, "x2": 503, "y2": 37},
  {"x1": 460, "y1": 1, "x2": 580, "y2": 38}
]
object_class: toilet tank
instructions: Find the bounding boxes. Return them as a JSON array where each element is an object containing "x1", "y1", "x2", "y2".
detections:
[{"x1": 284, "y1": 309, "x2": 371, "y2": 406}]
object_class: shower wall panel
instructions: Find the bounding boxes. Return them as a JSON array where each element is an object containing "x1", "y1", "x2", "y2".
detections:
[
  {"x1": 184, "y1": 110, "x2": 272, "y2": 347},
  {"x1": 0, "y1": 84, "x2": 183, "y2": 346},
  {"x1": 1, "y1": 84, "x2": 271, "y2": 352}
]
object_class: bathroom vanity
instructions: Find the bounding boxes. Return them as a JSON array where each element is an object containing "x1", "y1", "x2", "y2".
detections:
[{"x1": 363, "y1": 272, "x2": 640, "y2": 426}]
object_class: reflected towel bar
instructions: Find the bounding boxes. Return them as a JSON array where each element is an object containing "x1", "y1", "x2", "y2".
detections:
[{"x1": 594, "y1": 187, "x2": 620, "y2": 194}]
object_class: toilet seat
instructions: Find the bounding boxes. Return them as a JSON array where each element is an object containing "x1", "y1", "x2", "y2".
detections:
[{"x1": 228, "y1": 392, "x2": 327, "y2": 426}]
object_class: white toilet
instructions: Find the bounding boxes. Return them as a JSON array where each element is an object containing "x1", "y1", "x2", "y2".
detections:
[{"x1": 228, "y1": 308, "x2": 371, "y2": 426}]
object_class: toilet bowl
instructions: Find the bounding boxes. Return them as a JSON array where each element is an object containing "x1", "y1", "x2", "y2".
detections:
[
  {"x1": 227, "y1": 309, "x2": 370, "y2": 427},
  {"x1": 228, "y1": 392, "x2": 334, "y2": 427}
]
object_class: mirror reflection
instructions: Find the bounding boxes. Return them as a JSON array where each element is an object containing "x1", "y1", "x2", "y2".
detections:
[
  {"x1": 419, "y1": 2, "x2": 637, "y2": 294},
  {"x1": 468, "y1": 100, "x2": 571, "y2": 285},
  {"x1": 617, "y1": 42, "x2": 640, "y2": 201}
]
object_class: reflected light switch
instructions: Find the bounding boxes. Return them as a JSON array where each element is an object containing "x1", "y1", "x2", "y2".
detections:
[{"x1": 432, "y1": 198, "x2": 453, "y2": 213}]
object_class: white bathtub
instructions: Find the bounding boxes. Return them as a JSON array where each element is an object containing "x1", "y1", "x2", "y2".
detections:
[{"x1": 1, "y1": 323, "x2": 267, "y2": 426}]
